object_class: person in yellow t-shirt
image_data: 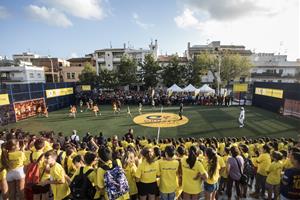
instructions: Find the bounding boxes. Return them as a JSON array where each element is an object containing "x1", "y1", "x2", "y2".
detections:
[
  {"x1": 219, "y1": 147, "x2": 230, "y2": 193},
  {"x1": 2, "y1": 139, "x2": 26, "y2": 200},
  {"x1": 122, "y1": 150, "x2": 138, "y2": 199},
  {"x1": 181, "y1": 145, "x2": 207, "y2": 200},
  {"x1": 250, "y1": 144, "x2": 271, "y2": 199},
  {"x1": 158, "y1": 145, "x2": 179, "y2": 200},
  {"x1": 0, "y1": 146, "x2": 8, "y2": 200},
  {"x1": 135, "y1": 147, "x2": 160, "y2": 200},
  {"x1": 77, "y1": 143, "x2": 88, "y2": 157},
  {"x1": 266, "y1": 151, "x2": 283, "y2": 200},
  {"x1": 71, "y1": 152, "x2": 99, "y2": 199},
  {"x1": 62, "y1": 147, "x2": 77, "y2": 177},
  {"x1": 96, "y1": 147, "x2": 129, "y2": 200},
  {"x1": 39, "y1": 150, "x2": 70, "y2": 200},
  {"x1": 72, "y1": 155, "x2": 84, "y2": 169},
  {"x1": 204, "y1": 147, "x2": 220, "y2": 200}
]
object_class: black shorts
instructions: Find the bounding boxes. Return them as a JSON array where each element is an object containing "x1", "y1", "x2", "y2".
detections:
[
  {"x1": 32, "y1": 184, "x2": 50, "y2": 194},
  {"x1": 138, "y1": 182, "x2": 158, "y2": 196}
]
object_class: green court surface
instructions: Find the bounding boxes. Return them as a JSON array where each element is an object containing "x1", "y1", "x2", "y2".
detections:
[{"x1": 2, "y1": 105, "x2": 300, "y2": 139}]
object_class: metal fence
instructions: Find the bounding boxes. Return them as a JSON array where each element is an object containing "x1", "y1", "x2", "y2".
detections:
[{"x1": 0, "y1": 82, "x2": 76, "y2": 112}]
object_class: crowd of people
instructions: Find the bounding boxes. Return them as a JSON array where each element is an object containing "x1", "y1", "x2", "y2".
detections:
[
  {"x1": 75, "y1": 89, "x2": 235, "y2": 107},
  {"x1": 0, "y1": 128, "x2": 299, "y2": 200}
]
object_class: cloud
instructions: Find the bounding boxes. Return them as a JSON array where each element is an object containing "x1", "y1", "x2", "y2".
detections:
[
  {"x1": 27, "y1": 5, "x2": 72, "y2": 28},
  {"x1": 174, "y1": 9, "x2": 203, "y2": 29},
  {"x1": 132, "y1": 12, "x2": 154, "y2": 30},
  {"x1": 175, "y1": 0, "x2": 299, "y2": 60},
  {"x1": 70, "y1": 52, "x2": 78, "y2": 58},
  {"x1": 182, "y1": 0, "x2": 279, "y2": 21},
  {"x1": 43, "y1": 0, "x2": 105, "y2": 20},
  {"x1": 0, "y1": 6, "x2": 9, "y2": 19}
]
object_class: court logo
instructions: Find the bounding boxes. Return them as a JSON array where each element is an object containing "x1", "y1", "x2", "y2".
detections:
[{"x1": 133, "y1": 112, "x2": 189, "y2": 128}]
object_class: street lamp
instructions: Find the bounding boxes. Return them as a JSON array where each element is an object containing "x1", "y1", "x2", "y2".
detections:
[{"x1": 215, "y1": 48, "x2": 222, "y2": 95}]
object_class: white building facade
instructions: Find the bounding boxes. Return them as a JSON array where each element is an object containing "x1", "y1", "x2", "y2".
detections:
[
  {"x1": 0, "y1": 66, "x2": 45, "y2": 84},
  {"x1": 92, "y1": 40, "x2": 158, "y2": 75},
  {"x1": 250, "y1": 53, "x2": 300, "y2": 83}
]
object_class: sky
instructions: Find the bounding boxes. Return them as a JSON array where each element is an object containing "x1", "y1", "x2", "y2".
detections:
[{"x1": 0, "y1": 0, "x2": 299, "y2": 60}]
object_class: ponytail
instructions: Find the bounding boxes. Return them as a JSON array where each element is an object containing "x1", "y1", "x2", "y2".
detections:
[
  {"x1": 187, "y1": 146, "x2": 198, "y2": 169},
  {"x1": 206, "y1": 147, "x2": 218, "y2": 179}
]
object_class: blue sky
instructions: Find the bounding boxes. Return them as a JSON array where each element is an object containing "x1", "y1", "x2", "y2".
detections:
[{"x1": 0, "y1": 0, "x2": 299, "y2": 60}]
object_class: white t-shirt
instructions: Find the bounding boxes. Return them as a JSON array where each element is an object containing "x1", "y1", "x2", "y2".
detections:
[{"x1": 239, "y1": 110, "x2": 245, "y2": 120}]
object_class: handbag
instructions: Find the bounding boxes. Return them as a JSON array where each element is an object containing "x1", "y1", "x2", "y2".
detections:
[{"x1": 234, "y1": 157, "x2": 248, "y2": 185}]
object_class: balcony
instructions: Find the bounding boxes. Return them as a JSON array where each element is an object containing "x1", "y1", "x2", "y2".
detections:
[{"x1": 251, "y1": 72, "x2": 282, "y2": 78}]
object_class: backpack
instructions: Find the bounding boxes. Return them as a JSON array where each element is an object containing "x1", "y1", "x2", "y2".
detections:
[
  {"x1": 24, "y1": 153, "x2": 44, "y2": 200},
  {"x1": 243, "y1": 157, "x2": 255, "y2": 178},
  {"x1": 70, "y1": 167, "x2": 96, "y2": 200},
  {"x1": 102, "y1": 161, "x2": 129, "y2": 200}
]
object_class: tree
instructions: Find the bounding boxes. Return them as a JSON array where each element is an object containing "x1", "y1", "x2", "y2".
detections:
[
  {"x1": 194, "y1": 51, "x2": 252, "y2": 87},
  {"x1": 140, "y1": 54, "x2": 161, "y2": 88},
  {"x1": 117, "y1": 55, "x2": 137, "y2": 86},
  {"x1": 98, "y1": 69, "x2": 118, "y2": 88},
  {"x1": 79, "y1": 63, "x2": 98, "y2": 86},
  {"x1": 185, "y1": 60, "x2": 202, "y2": 86},
  {"x1": 161, "y1": 55, "x2": 186, "y2": 87}
]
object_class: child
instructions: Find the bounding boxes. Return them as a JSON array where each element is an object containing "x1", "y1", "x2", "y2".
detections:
[
  {"x1": 93, "y1": 105, "x2": 100, "y2": 117},
  {"x1": 79, "y1": 100, "x2": 84, "y2": 113},
  {"x1": 251, "y1": 144, "x2": 271, "y2": 199},
  {"x1": 39, "y1": 150, "x2": 70, "y2": 200},
  {"x1": 158, "y1": 145, "x2": 179, "y2": 200},
  {"x1": 204, "y1": 147, "x2": 220, "y2": 200},
  {"x1": 71, "y1": 152, "x2": 99, "y2": 199},
  {"x1": 138, "y1": 103, "x2": 143, "y2": 115},
  {"x1": 1, "y1": 139, "x2": 26, "y2": 200},
  {"x1": 266, "y1": 151, "x2": 283, "y2": 200},
  {"x1": 135, "y1": 147, "x2": 160, "y2": 200},
  {"x1": 122, "y1": 150, "x2": 138, "y2": 200},
  {"x1": 181, "y1": 145, "x2": 207, "y2": 200}
]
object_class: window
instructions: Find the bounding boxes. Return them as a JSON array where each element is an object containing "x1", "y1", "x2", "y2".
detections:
[
  {"x1": 37, "y1": 73, "x2": 41, "y2": 78},
  {"x1": 29, "y1": 73, "x2": 34, "y2": 78},
  {"x1": 67, "y1": 73, "x2": 71, "y2": 79},
  {"x1": 71, "y1": 73, "x2": 75, "y2": 79}
]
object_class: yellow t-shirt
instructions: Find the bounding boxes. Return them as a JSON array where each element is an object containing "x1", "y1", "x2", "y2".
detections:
[
  {"x1": 184, "y1": 142, "x2": 193, "y2": 150},
  {"x1": 135, "y1": 160, "x2": 159, "y2": 183},
  {"x1": 158, "y1": 159, "x2": 179, "y2": 193},
  {"x1": 8, "y1": 151, "x2": 26, "y2": 170},
  {"x1": 221, "y1": 155, "x2": 229, "y2": 178},
  {"x1": 96, "y1": 160, "x2": 129, "y2": 200},
  {"x1": 181, "y1": 157, "x2": 207, "y2": 194},
  {"x1": 44, "y1": 141, "x2": 53, "y2": 152},
  {"x1": 25, "y1": 150, "x2": 44, "y2": 166},
  {"x1": 249, "y1": 144, "x2": 255, "y2": 157},
  {"x1": 124, "y1": 163, "x2": 138, "y2": 195},
  {"x1": 50, "y1": 163, "x2": 70, "y2": 200},
  {"x1": 283, "y1": 158, "x2": 294, "y2": 169},
  {"x1": 257, "y1": 153, "x2": 271, "y2": 176},
  {"x1": 63, "y1": 152, "x2": 77, "y2": 176},
  {"x1": 139, "y1": 140, "x2": 148, "y2": 147},
  {"x1": 77, "y1": 150, "x2": 87, "y2": 157},
  {"x1": 71, "y1": 166, "x2": 100, "y2": 199},
  {"x1": 266, "y1": 161, "x2": 283, "y2": 185},
  {"x1": 218, "y1": 143, "x2": 225, "y2": 156}
]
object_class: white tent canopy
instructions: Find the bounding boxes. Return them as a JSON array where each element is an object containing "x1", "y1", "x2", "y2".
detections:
[
  {"x1": 183, "y1": 84, "x2": 197, "y2": 92},
  {"x1": 199, "y1": 84, "x2": 215, "y2": 94},
  {"x1": 167, "y1": 84, "x2": 183, "y2": 92}
]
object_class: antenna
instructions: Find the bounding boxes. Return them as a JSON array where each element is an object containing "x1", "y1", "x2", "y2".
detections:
[{"x1": 109, "y1": 41, "x2": 112, "y2": 48}]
